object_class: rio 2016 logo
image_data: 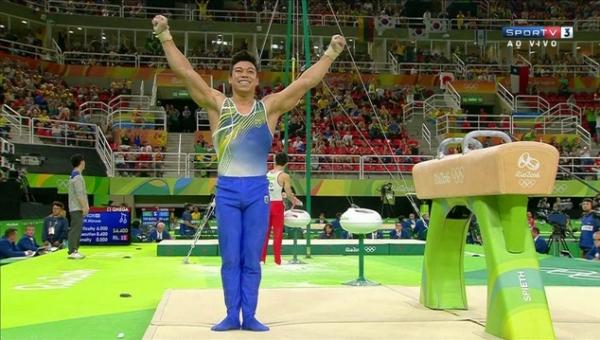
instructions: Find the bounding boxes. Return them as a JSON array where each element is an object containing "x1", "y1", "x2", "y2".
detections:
[{"x1": 14, "y1": 270, "x2": 98, "y2": 290}]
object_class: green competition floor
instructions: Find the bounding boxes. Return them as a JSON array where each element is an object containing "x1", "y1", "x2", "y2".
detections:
[{"x1": 1, "y1": 244, "x2": 599, "y2": 340}]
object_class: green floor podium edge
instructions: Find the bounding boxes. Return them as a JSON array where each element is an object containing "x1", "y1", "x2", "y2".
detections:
[{"x1": 420, "y1": 195, "x2": 555, "y2": 340}]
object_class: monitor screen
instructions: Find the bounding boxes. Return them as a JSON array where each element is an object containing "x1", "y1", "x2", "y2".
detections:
[
  {"x1": 141, "y1": 208, "x2": 171, "y2": 229},
  {"x1": 80, "y1": 207, "x2": 131, "y2": 245}
]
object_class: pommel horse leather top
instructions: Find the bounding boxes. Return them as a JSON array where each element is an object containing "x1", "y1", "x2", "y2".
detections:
[{"x1": 413, "y1": 141, "x2": 559, "y2": 199}]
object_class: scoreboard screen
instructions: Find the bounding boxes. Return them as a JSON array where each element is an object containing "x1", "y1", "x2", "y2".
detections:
[
  {"x1": 80, "y1": 207, "x2": 131, "y2": 245},
  {"x1": 141, "y1": 208, "x2": 171, "y2": 229}
]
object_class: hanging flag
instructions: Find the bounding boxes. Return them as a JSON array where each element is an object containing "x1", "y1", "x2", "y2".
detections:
[
  {"x1": 358, "y1": 17, "x2": 375, "y2": 42},
  {"x1": 375, "y1": 15, "x2": 395, "y2": 34},
  {"x1": 427, "y1": 19, "x2": 448, "y2": 33},
  {"x1": 510, "y1": 65, "x2": 529, "y2": 94},
  {"x1": 408, "y1": 27, "x2": 428, "y2": 39},
  {"x1": 439, "y1": 72, "x2": 455, "y2": 89}
]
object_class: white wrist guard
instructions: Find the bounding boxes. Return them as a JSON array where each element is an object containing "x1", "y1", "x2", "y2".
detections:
[
  {"x1": 155, "y1": 30, "x2": 173, "y2": 43},
  {"x1": 324, "y1": 45, "x2": 341, "y2": 60}
]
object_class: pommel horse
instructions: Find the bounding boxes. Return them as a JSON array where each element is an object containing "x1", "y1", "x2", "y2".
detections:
[{"x1": 413, "y1": 131, "x2": 559, "y2": 339}]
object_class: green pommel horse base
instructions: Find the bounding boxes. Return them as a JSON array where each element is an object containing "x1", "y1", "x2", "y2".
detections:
[{"x1": 413, "y1": 131, "x2": 560, "y2": 340}]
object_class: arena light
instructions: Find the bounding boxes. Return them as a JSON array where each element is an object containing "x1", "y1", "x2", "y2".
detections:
[
  {"x1": 271, "y1": 44, "x2": 279, "y2": 49},
  {"x1": 21, "y1": 20, "x2": 28, "y2": 24},
  {"x1": 68, "y1": 30, "x2": 74, "y2": 34},
  {"x1": 0, "y1": 24, "x2": 4, "y2": 29},
  {"x1": 77, "y1": 27, "x2": 82, "y2": 31}
]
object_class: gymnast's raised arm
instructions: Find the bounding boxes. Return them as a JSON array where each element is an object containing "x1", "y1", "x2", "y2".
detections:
[
  {"x1": 263, "y1": 35, "x2": 346, "y2": 131},
  {"x1": 152, "y1": 15, "x2": 225, "y2": 131}
]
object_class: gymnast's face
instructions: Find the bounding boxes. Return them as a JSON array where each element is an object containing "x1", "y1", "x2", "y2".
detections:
[{"x1": 229, "y1": 61, "x2": 258, "y2": 95}]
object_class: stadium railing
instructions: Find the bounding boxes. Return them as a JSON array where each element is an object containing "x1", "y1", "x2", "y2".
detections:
[
  {"x1": 423, "y1": 93, "x2": 461, "y2": 119},
  {"x1": 63, "y1": 51, "x2": 139, "y2": 67},
  {"x1": 512, "y1": 114, "x2": 581, "y2": 136},
  {"x1": 1, "y1": 104, "x2": 31, "y2": 141},
  {"x1": 30, "y1": 117, "x2": 97, "y2": 147},
  {"x1": 402, "y1": 101, "x2": 424, "y2": 122},
  {"x1": 113, "y1": 151, "x2": 182, "y2": 177},
  {"x1": 96, "y1": 127, "x2": 114, "y2": 176},
  {"x1": 464, "y1": 63, "x2": 511, "y2": 76},
  {"x1": 531, "y1": 64, "x2": 594, "y2": 76},
  {"x1": 546, "y1": 102, "x2": 582, "y2": 121},
  {"x1": 497, "y1": 82, "x2": 515, "y2": 109},
  {"x1": 113, "y1": 151, "x2": 599, "y2": 179},
  {"x1": 8, "y1": 1, "x2": 600, "y2": 31},
  {"x1": 0, "y1": 38, "x2": 61, "y2": 62},
  {"x1": 107, "y1": 109, "x2": 166, "y2": 131},
  {"x1": 583, "y1": 56, "x2": 600, "y2": 77},
  {"x1": 105, "y1": 95, "x2": 166, "y2": 131},
  {"x1": 79, "y1": 101, "x2": 111, "y2": 130},
  {"x1": 1, "y1": 30, "x2": 597, "y2": 78},
  {"x1": 421, "y1": 123, "x2": 432, "y2": 152},
  {"x1": 448, "y1": 18, "x2": 512, "y2": 30},
  {"x1": 434, "y1": 112, "x2": 591, "y2": 147},
  {"x1": 515, "y1": 95, "x2": 550, "y2": 115},
  {"x1": 435, "y1": 114, "x2": 511, "y2": 136},
  {"x1": 396, "y1": 63, "x2": 457, "y2": 75},
  {"x1": 108, "y1": 95, "x2": 152, "y2": 111}
]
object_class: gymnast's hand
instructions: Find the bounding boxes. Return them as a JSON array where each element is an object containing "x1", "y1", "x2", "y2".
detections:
[
  {"x1": 324, "y1": 35, "x2": 346, "y2": 60},
  {"x1": 152, "y1": 15, "x2": 173, "y2": 42}
]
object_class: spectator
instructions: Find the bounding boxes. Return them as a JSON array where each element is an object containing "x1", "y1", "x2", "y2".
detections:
[
  {"x1": 191, "y1": 205, "x2": 202, "y2": 224},
  {"x1": 181, "y1": 105, "x2": 193, "y2": 132},
  {"x1": 390, "y1": 222, "x2": 403, "y2": 239},
  {"x1": 196, "y1": 0, "x2": 210, "y2": 21},
  {"x1": 179, "y1": 204, "x2": 196, "y2": 236},
  {"x1": 531, "y1": 227, "x2": 548, "y2": 254},
  {"x1": 319, "y1": 223, "x2": 335, "y2": 239},
  {"x1": 527, "y1": 211, "x2": 536, "y2": 229},
  {"x1": 42, "y1": 201, "x2": 69, "y2": 248},
  {"x1": 131, "y1": 220, "x2": 145, "y2": 242},
  {"x1": 456, "y1": 11, "x2": 464, "y2": 30},
  {"x1": 406, "y1": 213, "x2": 417, "y2": 232},
  {"x1": 414, "y1": 213, "x2": 429, "y2": 240},
  {"x1": 317, "y1": 212, "x2": 327, "y2": 224},
  {"x1": 0, "y1": 115, "x2": 10, "y2": 139},
  {"x1": 149, "y1": 222, "x2": 171, "y2": 243},
  {"x1": 0, "y1": 228, "x2": 34, "y2": 259},
  {"x1": 17, "y1": 225, "x2": 41, "y2": 252},
  {"x1": 330, "y1": 212, "x2": 347, "y2": 238},
  {"x1": 584, "y1": 231, "x2": 600, "y2": 260},
  {"x1": 292, "y1": 136, "x2": 305, "y2": 153},
  {"x1": 400, "y1": 219, "x2": 413, "y2": 239}
]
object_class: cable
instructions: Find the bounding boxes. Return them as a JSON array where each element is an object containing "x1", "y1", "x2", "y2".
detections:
[
  {"x1": 258, "y1": 0, "x2": 280, "y2": 67},
  {"x1": 324, "y1": 0, "x2": 426, "y2": 225}
]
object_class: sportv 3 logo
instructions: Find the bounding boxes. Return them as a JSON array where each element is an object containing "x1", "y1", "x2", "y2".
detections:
[
  {"x1": 516, "y1": 152, "x2": 541, "y2": 188},
  {"x1": 503, "y1": 26, "x2": 573, "y2": 48}
]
